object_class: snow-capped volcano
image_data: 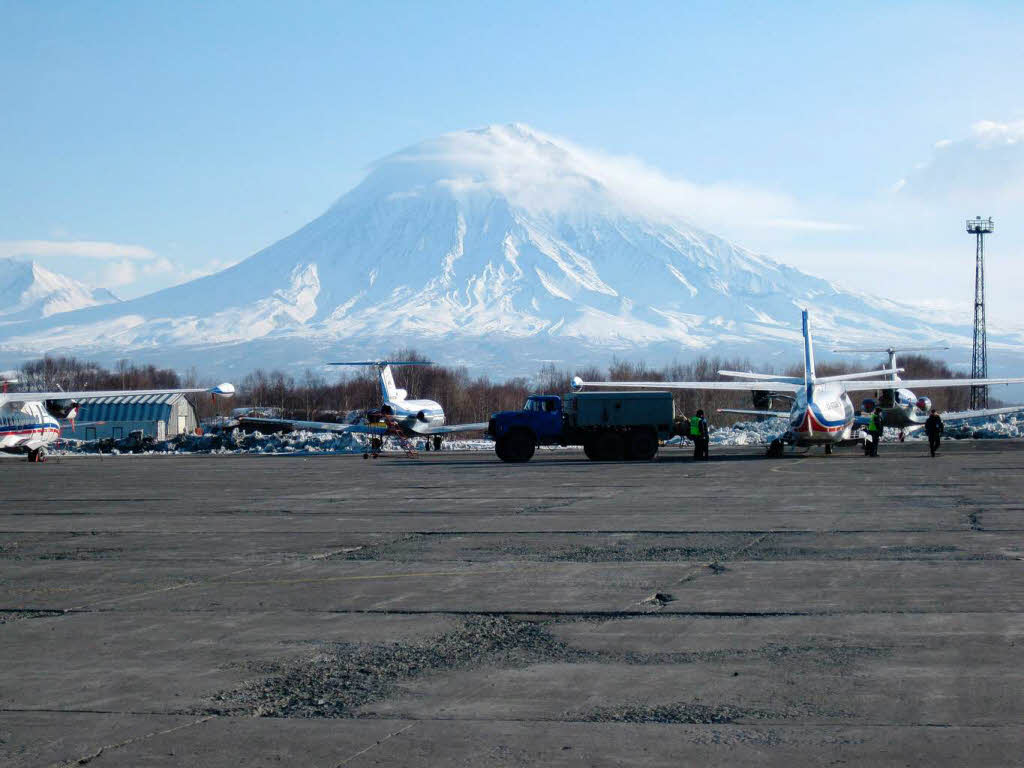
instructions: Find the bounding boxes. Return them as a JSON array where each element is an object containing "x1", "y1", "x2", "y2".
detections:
[
  {"x1": 0, "y1": 259, "x2": 119, "y2": 322},
  {"x1": 0, "y1": 124, "x2": 1019, "y2": 375}
]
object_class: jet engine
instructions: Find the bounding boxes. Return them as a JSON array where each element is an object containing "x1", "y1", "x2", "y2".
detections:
[
  {"x1": 416, "y1": 410, "x2": 428, "y2": 423},
  {"x1": 915, "y1": 396, "x2": 932, "y2": 412},
  {"x1": 45, "y1": 399, "x2": 79, "y2": 420}
]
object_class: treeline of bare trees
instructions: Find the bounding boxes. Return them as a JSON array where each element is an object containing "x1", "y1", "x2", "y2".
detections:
[{"x1": 12, "y1": 349, "x2": 976, "y2": 427}]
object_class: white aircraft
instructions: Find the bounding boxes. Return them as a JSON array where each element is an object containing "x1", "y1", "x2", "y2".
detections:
[
  {"x1": 238, "y1": 362, "x2": 487, "y2": 442},
  {"x1": 831, "y1": 345, "x2": 1024, "y2": 439},
  {"x1": 327, "y1": 361, "x2": 488, "y2": 439},
  {"x1": 572, "y1": 309, "x2": 1024, "y2": 456},
  {"x1": 0, "y1": 381, "x2": 235, "y2": 462}
]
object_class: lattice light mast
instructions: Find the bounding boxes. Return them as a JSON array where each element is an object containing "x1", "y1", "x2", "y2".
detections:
[{"x1": 966, "y1": 216, "x2": 993, "y2": 409}]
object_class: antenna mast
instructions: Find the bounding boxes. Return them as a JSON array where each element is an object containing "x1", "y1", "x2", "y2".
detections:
[{"x1": 966, "y1": 216, "x2": 993, "y2": 409}]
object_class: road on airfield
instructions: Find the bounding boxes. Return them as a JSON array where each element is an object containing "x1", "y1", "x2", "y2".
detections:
[{"x1": 1, "y1": 441, "x2": 1023, "y2": 766}]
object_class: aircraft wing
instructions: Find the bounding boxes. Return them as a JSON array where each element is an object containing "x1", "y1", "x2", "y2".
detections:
[
  {"x1": 0, "y1": 383, "x2": 235, "y2": 405},
  {"x1": 842, "y1": 376, "x2": 1024, "y2": 392},
  {"x1": 574, "y1": 378, "x2": 803, "y2": 393},
  {"x1": 237, "y1": 416, "x2": 365, "y2": 434},
  {"x1": 716, "y1": 408, "x2": 790, "y2": 418},
  {"x1": 418, "y1": 422, "x2": 489, "y2": 435},
  {"x1": 940, "y1": 406, "x2": 1024, "y2": 424}
]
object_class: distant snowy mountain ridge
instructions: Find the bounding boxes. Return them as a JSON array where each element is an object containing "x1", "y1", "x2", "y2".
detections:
[
  {"x1": 0, "y1": 124, "x2": 1020, "y2": 376},
  {"x1": 0, "y1": 258, "x2": 119, "y2": 322}
]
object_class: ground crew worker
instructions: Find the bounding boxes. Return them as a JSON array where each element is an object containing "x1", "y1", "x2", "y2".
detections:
[
  {"x1": 867, "y1": 406, "x2": 883, "y2": 457},
  {"x1": 925, "y1": 408, "x2": 944, "y2": 457},
  {"x1": 690, "y1": 409, "x2": 710, "y2": 460}
]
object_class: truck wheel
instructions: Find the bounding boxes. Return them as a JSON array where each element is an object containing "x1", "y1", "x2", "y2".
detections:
[
  {"x1": 629, "y1": 430, "x2": 659, "y2": 461},
  {"x1": 505, "y1": 431, "x2": 535, "y2": 463},
  {"x1": 583, "y1": 438, "x2": 600, "y2": 461},
  {"x1": 495, "y1": 437, "x2": 511, "y2": 462},
  {"x1": 595, "y1": 431, "x2": 624, "y2": 461}
]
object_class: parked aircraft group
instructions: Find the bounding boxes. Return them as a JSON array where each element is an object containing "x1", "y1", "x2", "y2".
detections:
[{"x1": 3, "y1": 309, "x2": 1023, "y2": 463}]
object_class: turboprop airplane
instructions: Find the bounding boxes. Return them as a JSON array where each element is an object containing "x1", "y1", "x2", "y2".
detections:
[
  {"x1": 572, "y1": 310, "x2": 1024, "y2": 456},
  {"x1": 831, "y1": 345, "x2": 1024, "y2": 440},
  {"x1": 0, "y1": 381, "x2": 235, "y2": 462}
]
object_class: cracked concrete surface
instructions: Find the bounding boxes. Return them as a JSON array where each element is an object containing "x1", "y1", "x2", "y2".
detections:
[{"x1": 1, "y1": 442, "x2": 1023, "y2": 766}]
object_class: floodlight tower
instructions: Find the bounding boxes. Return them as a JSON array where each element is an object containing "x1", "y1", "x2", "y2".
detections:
[{"x1": 966, "y1": 216, "x2": 993, "y2": 409}]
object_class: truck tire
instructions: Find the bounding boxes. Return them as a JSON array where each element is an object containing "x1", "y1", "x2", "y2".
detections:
[
  {"x1": 583, "y1": 438, "x2": 600, "y2": 461},
  {"x1": 504, "y1": 431, "x2": 535, "y2": 463},
  {"x1": 595, "y1": 431, "x2": 624, "y2": 461},
  {"x1": 495, "y1": 437, "x2": 511, "y2": 461},
  {"x1": 628, "y1": 429, "x2": 659, "y2": 461}
]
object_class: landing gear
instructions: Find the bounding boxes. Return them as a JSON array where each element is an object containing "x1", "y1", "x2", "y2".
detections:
[
  {"x1": 27, "y1": 447, "x2": 47, "y2": 463},
  {"x1": 824, "y1": 444, "x2": 834, "y2": 455},
  {"x1": 767, "y1": 439, "x2": 785, "y2": 458},
  {"x1": 898, "y1": 430, "x2": 906, "y2": 443}
]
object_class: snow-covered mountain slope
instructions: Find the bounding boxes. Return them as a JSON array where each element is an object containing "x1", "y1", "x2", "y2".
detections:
[
  {"x1": 0, "y1": 259, "x2": 119, "y2": 322},
  {"x1": 0, "y1": 124, "x2": 1021, "y2": 376}
]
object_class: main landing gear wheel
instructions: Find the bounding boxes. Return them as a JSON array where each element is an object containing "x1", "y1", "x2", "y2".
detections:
[
  {"x1": 824, "y1": 444, "x2": 834, "y2": 455},
  {"x1": 767, "y1": 439, "x2": 785, "y2": 458}
]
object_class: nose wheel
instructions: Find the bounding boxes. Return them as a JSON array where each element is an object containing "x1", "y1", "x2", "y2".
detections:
[{"x1": 27, "y1": 447, "x2": 47, "y2": 463}]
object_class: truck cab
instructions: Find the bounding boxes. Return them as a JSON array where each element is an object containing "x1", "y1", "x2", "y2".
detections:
[{"x1": 488, "y1": 395, "x2": 563, "y2": 462}]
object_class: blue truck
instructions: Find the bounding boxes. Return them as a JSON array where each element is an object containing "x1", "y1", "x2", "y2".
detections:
[{"x1": 487, "y1": 390, "x2": 678, "y2": 462}]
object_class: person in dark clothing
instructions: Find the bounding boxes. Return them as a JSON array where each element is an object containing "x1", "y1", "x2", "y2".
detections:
[
  {"x1": 690, "y1": 409, "x2": 710, "y2": 460},
  {"x1": 866, "y1": 407, "x2": 883, "y2": 456},
  {"x1": 925, "y1": 408, "x2": 944, "y2": 457}
]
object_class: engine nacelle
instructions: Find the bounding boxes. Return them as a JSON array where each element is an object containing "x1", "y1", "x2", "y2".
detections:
[
  {"x1": 915, "y1": 396, "x2": 932, "y2": 412},
  {"x1": 45, "y1": 399, "x2": 78, "y2": 419}
]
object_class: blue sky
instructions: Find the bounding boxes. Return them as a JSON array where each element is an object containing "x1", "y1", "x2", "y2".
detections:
[{"x1": 2, "y1": 1, "x2": 1023, "y2": 322}]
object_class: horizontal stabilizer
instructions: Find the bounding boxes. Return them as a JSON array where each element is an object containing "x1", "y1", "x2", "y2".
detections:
[
  {"x1": 832, "y1": 345, "x2": 949, "y2": 354},
  {"x1": 815, "y1": 367, "x2": 903, "y2": 384},
  {"x1": 329, "y1": 361, "x2": 433, "y2": 367}
]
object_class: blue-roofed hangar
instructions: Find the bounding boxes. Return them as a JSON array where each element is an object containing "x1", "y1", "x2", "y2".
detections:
[{"x1": 68, "y1": 393, "x2": 198, "y2": 441}]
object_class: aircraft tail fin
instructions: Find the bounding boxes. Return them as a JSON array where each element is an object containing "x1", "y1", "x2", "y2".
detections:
[
  {"x1": 328, "y1": 361, "x2": 433, "y2": 404},
  {"x1": 831, "y1": 344, "x2": 949, "y2": 385},
  {"x1": 802, "y1": 309, "x2": 816, "y2": 389}
]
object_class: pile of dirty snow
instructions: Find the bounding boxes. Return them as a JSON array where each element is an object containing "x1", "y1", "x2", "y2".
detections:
[{"x1": 55, "y1": 429, "x2": 495, "y2": 456}]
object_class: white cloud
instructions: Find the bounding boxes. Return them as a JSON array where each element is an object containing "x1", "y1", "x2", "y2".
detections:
[
  {"x1": 386, "y1": 124, "x2": 849, "y2": 243},
  {"x1": 0, "y1": 239, "x2": 158, "y2": 261},
  {"x1": 898, "y1": 119, "x2": 1024, "y2": 201}
]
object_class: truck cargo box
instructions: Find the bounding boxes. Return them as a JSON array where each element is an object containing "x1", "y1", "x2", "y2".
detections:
[{"x1": 563, "y1": 391, "x2": 674, "y2": 430}]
